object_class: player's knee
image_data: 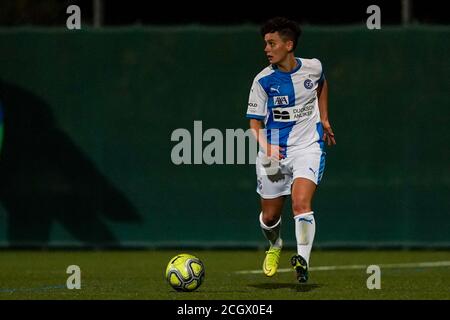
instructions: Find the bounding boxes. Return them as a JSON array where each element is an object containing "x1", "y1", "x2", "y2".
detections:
[
  {"x1": 292, "y1": 199, "x2": 312, "y2": 215},
  {"x1": 261, "y1": 214, "x2": 280, "y2": 227}
]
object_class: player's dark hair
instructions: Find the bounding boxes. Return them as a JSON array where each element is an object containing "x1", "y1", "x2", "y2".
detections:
[{"x1": 260, "y1": 17, "x2": 302, "y2": 51}]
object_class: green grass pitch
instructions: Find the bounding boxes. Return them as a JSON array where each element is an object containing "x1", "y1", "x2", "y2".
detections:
[{"x1": 0, "y1": 250, "x2": 449, "y2": 299}]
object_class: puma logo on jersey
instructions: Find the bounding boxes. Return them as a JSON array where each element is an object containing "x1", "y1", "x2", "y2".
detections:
[
  {"x1": 270, "y1": 86, "x2": 280, "y2": 94},
  {"x1": 309, "y1": 167, "x2": 317, "y2": 176}
]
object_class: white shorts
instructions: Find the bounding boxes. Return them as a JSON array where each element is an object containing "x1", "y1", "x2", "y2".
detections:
[{"x1": 255, "y1": 144, "x2": 326, "y2": 199}]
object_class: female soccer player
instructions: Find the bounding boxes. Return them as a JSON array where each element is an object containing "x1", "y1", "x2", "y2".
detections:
[{"x1": 246, "y1": 17, "x2": 336, "y2": 283}]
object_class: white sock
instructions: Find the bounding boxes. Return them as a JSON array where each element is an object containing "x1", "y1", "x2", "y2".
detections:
[
  {"x1": 294, "y1": 211, "x2": 315, "y2": 265},
  {"x1": 259, "y1": 212, "x2": 283, "y2": 248}
]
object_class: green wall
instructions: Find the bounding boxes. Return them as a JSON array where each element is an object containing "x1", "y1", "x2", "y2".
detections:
[{"x1": 0, "y1": 26, "x2": 448, "y2": 248}]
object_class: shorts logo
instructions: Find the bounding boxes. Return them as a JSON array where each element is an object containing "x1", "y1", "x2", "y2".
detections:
[
  {"x1": 304, "y1": 79, "x2": 313, "y2": 89},
  {"x1": 273, "y1": 96, "x2": 289, "y2": 106},
  {"x1": 257, "y1": 177, "x2": 263, "y2": 191}
]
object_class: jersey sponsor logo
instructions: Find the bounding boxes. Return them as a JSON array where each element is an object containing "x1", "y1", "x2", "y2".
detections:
[
  {"x1": 247, "y1": 102, "x2": 258, "y2": 112},
  {"x1": 272, "y1": 100, "x2": 315, "y2": 122},
  {"x1": 304, "y1": 79, "x2": 314, "y2": 89},
  {"x1": 270, "y1": 85, "x2": 280, "y2": 94},
  {"x1": 273, "y1": 109, "x2": 291, "y2": 121},
  {"x1": 273, "y1": 95, "x2": 289, "y2": 106}
]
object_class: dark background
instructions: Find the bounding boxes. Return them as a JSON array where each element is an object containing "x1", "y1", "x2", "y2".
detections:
[
  {"x1": 0, "y1": 0, "x2": 448, "y2": 26},
  {"x1": 0, "y1": 0, "x2": 448, "y2": 248}
]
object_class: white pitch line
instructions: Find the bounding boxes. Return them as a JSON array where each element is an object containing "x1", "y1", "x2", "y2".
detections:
[{"x1": 235, "y1": 261, "x2": 450, "y2": 274}]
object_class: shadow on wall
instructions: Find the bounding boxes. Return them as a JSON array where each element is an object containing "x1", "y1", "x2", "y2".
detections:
[{"x1": 0, "y1": 79, "x2": 142, "y2": 248}]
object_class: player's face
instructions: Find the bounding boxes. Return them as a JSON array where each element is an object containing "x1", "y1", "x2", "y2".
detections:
[{"x1": 264, "y1": 32, "x2": 293, "y2": 65}]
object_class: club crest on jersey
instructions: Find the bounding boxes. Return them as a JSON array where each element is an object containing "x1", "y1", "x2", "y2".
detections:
[
  {"x1": 304, "y1": 79, "x2": 314, "y2": 89},
  {"x1": 273, "y1": 95, "x2": 289, "y2": 106}
]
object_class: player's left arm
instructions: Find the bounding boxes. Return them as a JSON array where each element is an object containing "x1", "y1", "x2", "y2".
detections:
[{"x1": 317, "y1": 79, "x2": 336, "y2": 146}]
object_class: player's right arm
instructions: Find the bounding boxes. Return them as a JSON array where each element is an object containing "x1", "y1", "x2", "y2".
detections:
[
  {"x1": 246, "y1": 77, "x2": 284, "y2": 160},
  {"x1": 249, "y1": 119, "x2": 284, "y2": 160}
]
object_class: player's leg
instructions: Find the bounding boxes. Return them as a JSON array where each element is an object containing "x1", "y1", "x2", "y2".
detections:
[
  {"x1": 289, "y1": 147, "x2": 325, "y2": 283},
  {"x1": 260, "y1": 196, "x2": 286, "y2": 277},
  {"x1": 290, "y1": 177, "x2": 317, "y2": 282},
  {"x1": 260, "y1": 196, "x2": 285, "y2": 249},
  {"x1": 292, "y1": 177, "x2": 317, "y2": 263},
  {"x1": 256, "y1": 152, "x2": 291, "y2": 276}
]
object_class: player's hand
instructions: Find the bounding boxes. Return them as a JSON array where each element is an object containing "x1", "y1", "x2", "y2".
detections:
[
  {"x1": 266, "y1": 144, "x2": 285, "y2": 161},
  {"x1": 321, "y1": 120, "x2": 336, "y2": 146}
]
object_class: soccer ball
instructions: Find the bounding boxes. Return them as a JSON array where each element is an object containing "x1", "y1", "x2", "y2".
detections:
[{"x1": 165, "y1": 253, "x2": 205, "y2": 292}]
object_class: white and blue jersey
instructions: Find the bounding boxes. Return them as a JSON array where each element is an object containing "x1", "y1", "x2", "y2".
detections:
[{"x1": 246, "y1": 57, "x2": 325, "y2": 158}]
